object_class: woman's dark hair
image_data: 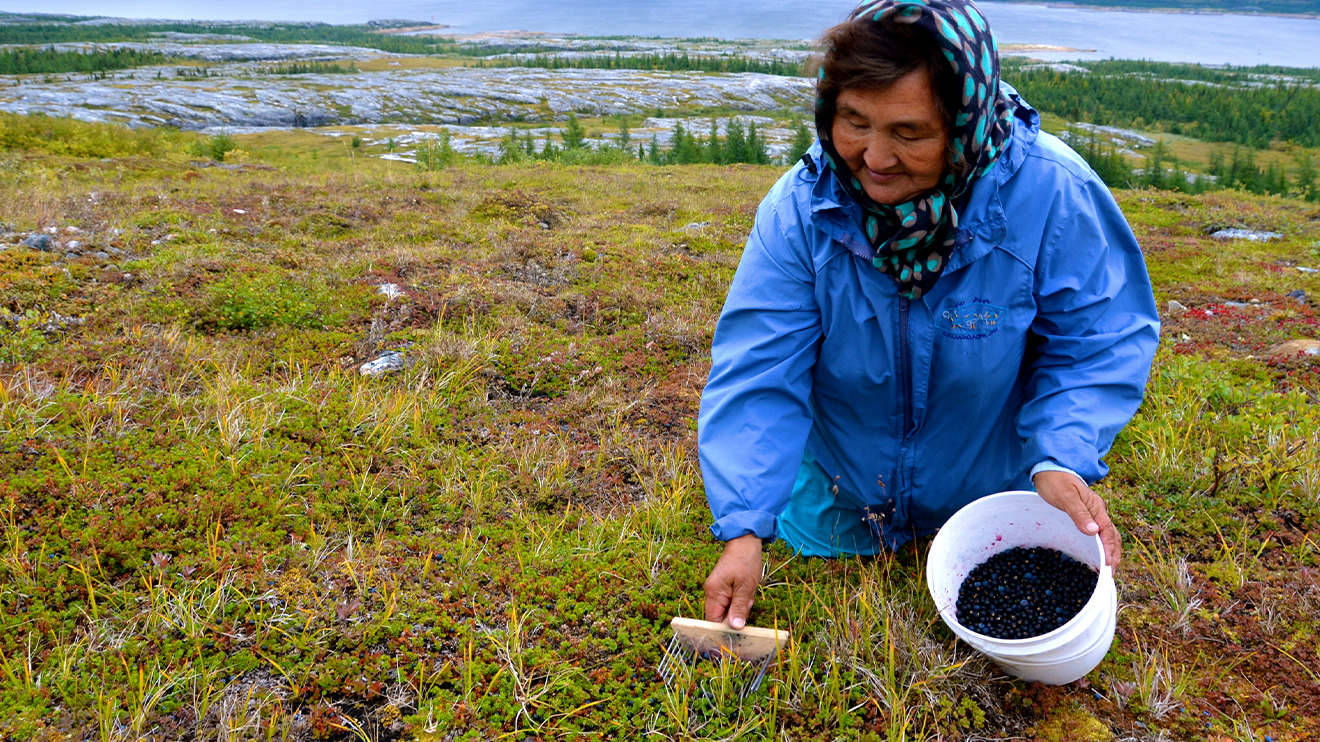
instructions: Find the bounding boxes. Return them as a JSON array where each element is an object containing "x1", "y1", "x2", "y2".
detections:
[{"x1": 814, "y1": 18, "x2": 964, "y2": 171}]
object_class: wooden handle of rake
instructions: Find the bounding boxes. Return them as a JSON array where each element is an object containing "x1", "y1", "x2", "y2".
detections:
[{"x1": 670, "y1": 616, "x2": 790, "y2": 662}]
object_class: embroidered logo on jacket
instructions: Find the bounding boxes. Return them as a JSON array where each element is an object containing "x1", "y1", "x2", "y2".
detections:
[{"x1": 940, "y1": 301, "x2": 1006, "y2": 339}]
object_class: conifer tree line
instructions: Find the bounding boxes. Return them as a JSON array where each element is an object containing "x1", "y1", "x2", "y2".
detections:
[
  {"x1": 264, "y1": 61, "x2": 357, "y2": 75},
  {"x1": 416, "y1": 116, "x2": 819, "y2": 169},
  {"x1": 1058, "y1": 59, "x2": 1320, "y2": 85},
  {"x1": 478, "y1": 52, "x2": 804, "y2": 77},
  {"x1": 1003, "y1": 61, "x2": 1320, "y2": 148},
  {"x1": 0, "y1": 46, "x2": 166, "y2": 75},
  {"x1": 1011, "y1": 0, "x2": 1320, "y2": 14},
  {"x1": 493, "y1": 115, "x2": 786, "y2": 165},
  {"x1": 1072, "y1": 133, "x2": 1319, "y2": 201},
  {"x1": 0, "y1": 22, "x2": 460, "y2": 56}
]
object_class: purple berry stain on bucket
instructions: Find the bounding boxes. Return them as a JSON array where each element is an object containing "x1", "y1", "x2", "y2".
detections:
[{"x1": 956, "y1": 546, "x2": 1099, "y2": 640}]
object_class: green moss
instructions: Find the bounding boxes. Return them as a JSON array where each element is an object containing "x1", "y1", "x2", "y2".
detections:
[{"x1": 1030, "y1": 706, "x2": 1113, "y2": 742}]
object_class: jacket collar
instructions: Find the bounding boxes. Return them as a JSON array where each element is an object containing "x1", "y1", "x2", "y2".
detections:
[{"x1": 805, "y1": 86, "x2": 1040, "y2": 276}]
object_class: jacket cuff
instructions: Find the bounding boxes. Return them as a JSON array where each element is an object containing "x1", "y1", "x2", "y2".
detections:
[
  {"x1": 1030, "y1": 460, "x2": 1083, "y2": 481},
  {"x1": 1023, "y1": 430, "x2": 1105, "y2": 483},
  {"x1": 709, "y1": 510, "x2": 779, "y2": 542}
]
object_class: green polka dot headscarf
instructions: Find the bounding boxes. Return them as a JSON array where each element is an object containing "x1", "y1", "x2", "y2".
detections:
[{"x1": 815, "y1": 0, "x2": 1016, "y2": 301}]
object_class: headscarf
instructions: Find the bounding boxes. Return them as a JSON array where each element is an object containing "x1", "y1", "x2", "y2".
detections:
[{"x1": 815, "y1": 0, "x2": 1016, "y2": 300}]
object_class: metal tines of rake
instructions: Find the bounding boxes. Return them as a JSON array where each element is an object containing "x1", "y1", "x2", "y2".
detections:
[{"x1": 658, "y1": 616, "x2": 790, "y2": 699}]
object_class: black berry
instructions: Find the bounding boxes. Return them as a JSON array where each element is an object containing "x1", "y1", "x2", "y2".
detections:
[{"x1": 955, "y1": 546, "x2": 1099, "y2": 639}]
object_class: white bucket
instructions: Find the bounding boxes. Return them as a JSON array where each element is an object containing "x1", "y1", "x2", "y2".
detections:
[{"x1": 926, "y1": 491, "x2": 1117, "y2": 685}]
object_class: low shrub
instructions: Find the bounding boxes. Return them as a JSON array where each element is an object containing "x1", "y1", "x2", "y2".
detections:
[{"x1": 0, "y1": 111, "x2": 195, "y2": 158}]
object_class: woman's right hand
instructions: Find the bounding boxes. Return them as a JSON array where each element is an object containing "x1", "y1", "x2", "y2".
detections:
[{"x1": 703, "y1": 533, "x2": 763, "y2": 629}]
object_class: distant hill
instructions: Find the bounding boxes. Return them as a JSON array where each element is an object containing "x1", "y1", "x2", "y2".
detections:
[{"x1": 1004, "y1": 0, "x2": 1320, "y2": 17}]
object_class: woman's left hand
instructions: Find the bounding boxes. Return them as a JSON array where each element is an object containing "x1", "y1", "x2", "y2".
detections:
[{"x1": 1032, "y1": 471, "x2": 1122, "y2": 568}]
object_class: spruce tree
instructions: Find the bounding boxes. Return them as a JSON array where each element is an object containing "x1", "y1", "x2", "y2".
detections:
[
  {"x1": 789, "y1": 121, "x2": 814, "y2": 164},
  {"x1": 1143, "y1": 140, "x2": 1167, "y2": 190},
  {"x1": 562, "y1": 114, "x2": 587, "y2": 150},
  {"x1": 498, "y1": 128, "x2": 525, "y2": 164},
  {"x1": 1295, "y1": 152, "x2": 1318, "y2": 202},
  {"x1": 746, "y1": 122, "x2": 770, "y2": 165},
  {"x1": 1168, "y1": 155, "x2": 1188, "y2": 193},
  {"x1": 1264, "y1": 161, "x2": 1289, "y2": 196},
  {"x1": 725, "y1": 120, "x2": 748, "y2": 164},
  {"x1": 670, "y1": 122, "x2": 698, "y2": 164},
  {"x1": 616, "y1": 116, "x2": 631, "y2": 151}
]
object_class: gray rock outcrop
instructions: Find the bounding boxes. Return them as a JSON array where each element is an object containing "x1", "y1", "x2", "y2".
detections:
[
  {"x1": 1, "y1": 63, "x2": 813, "y2": 131},
  {"x1": 1211, "y1": 229, "x2": 1282, "y2": 242}
]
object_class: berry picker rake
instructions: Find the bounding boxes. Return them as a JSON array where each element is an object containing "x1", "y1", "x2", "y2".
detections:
[{"x1": 658, "y1": 616, "x2": 790, "y2": 698}]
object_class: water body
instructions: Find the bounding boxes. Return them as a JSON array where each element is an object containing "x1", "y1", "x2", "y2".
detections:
[{"x1": 4, "y1": 1, "x2": 1319, "y2": 68}]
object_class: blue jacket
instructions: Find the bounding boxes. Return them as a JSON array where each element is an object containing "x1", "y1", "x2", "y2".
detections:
[{"x1": 697, "y1": 99, "x2": 1160, "y2": 547}]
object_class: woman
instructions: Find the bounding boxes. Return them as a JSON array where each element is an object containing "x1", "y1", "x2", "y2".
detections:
[{"x1": 698, "y1": 0, "x2": 1160, "y2": 629}]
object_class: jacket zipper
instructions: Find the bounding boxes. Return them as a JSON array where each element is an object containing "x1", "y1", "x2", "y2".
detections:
[
  {"x1": 899, "y1": 296, "x2": 914, "y2": 438},
  {"x1": 892, "y1": 295, "x2": 914, "y2": 537}
]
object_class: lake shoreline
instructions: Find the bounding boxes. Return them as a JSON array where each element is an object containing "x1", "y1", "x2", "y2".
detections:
[
  {"x1": 2, "y1": 7, "x2": 1316, "y2": 68},
  {"x1": 999, "y1": 0, "x2": 1320, "y2": 21},
  {"x1": 6, "y1": 3, "x2": 1320, "y2": 27}
]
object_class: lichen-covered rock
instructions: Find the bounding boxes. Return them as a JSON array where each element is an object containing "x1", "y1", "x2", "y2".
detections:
[
  {"x1": 1266, "y1": 339, "x2": 1320, "y2": 357},
  {"x1": 1210, "y1": 228, "x2": 1282, "y2": 241},
  {"x1": 22, "y1": 233, "x2": 53, "y2": 251},
  {"x1": 359, "y1": 351, "x2": 405, "y2": 377}
]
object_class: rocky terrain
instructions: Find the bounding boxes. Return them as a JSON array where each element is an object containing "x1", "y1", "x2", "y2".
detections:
[
  {"x1": 0, "y1": 33, "x2": 815, "y2": 130},
  {"x1": 8, "y1": 63, "x2": 812, "y2": 127},
  {"x1": 0, "y1": 29, "x2": 1101, "y2": 161}
]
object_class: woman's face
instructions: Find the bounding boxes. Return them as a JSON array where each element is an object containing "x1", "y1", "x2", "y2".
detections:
[{"x1": 829, "y1": 69, "x2": 949, "y2": 206}]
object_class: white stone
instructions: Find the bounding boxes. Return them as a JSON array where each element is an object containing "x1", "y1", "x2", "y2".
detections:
[
  {"x1": 1210, "y1": 229, "x2": 1282, "y2": 242},
  {"x1": 359, "y1": 351, "x2": 405, "y2": 377}
]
